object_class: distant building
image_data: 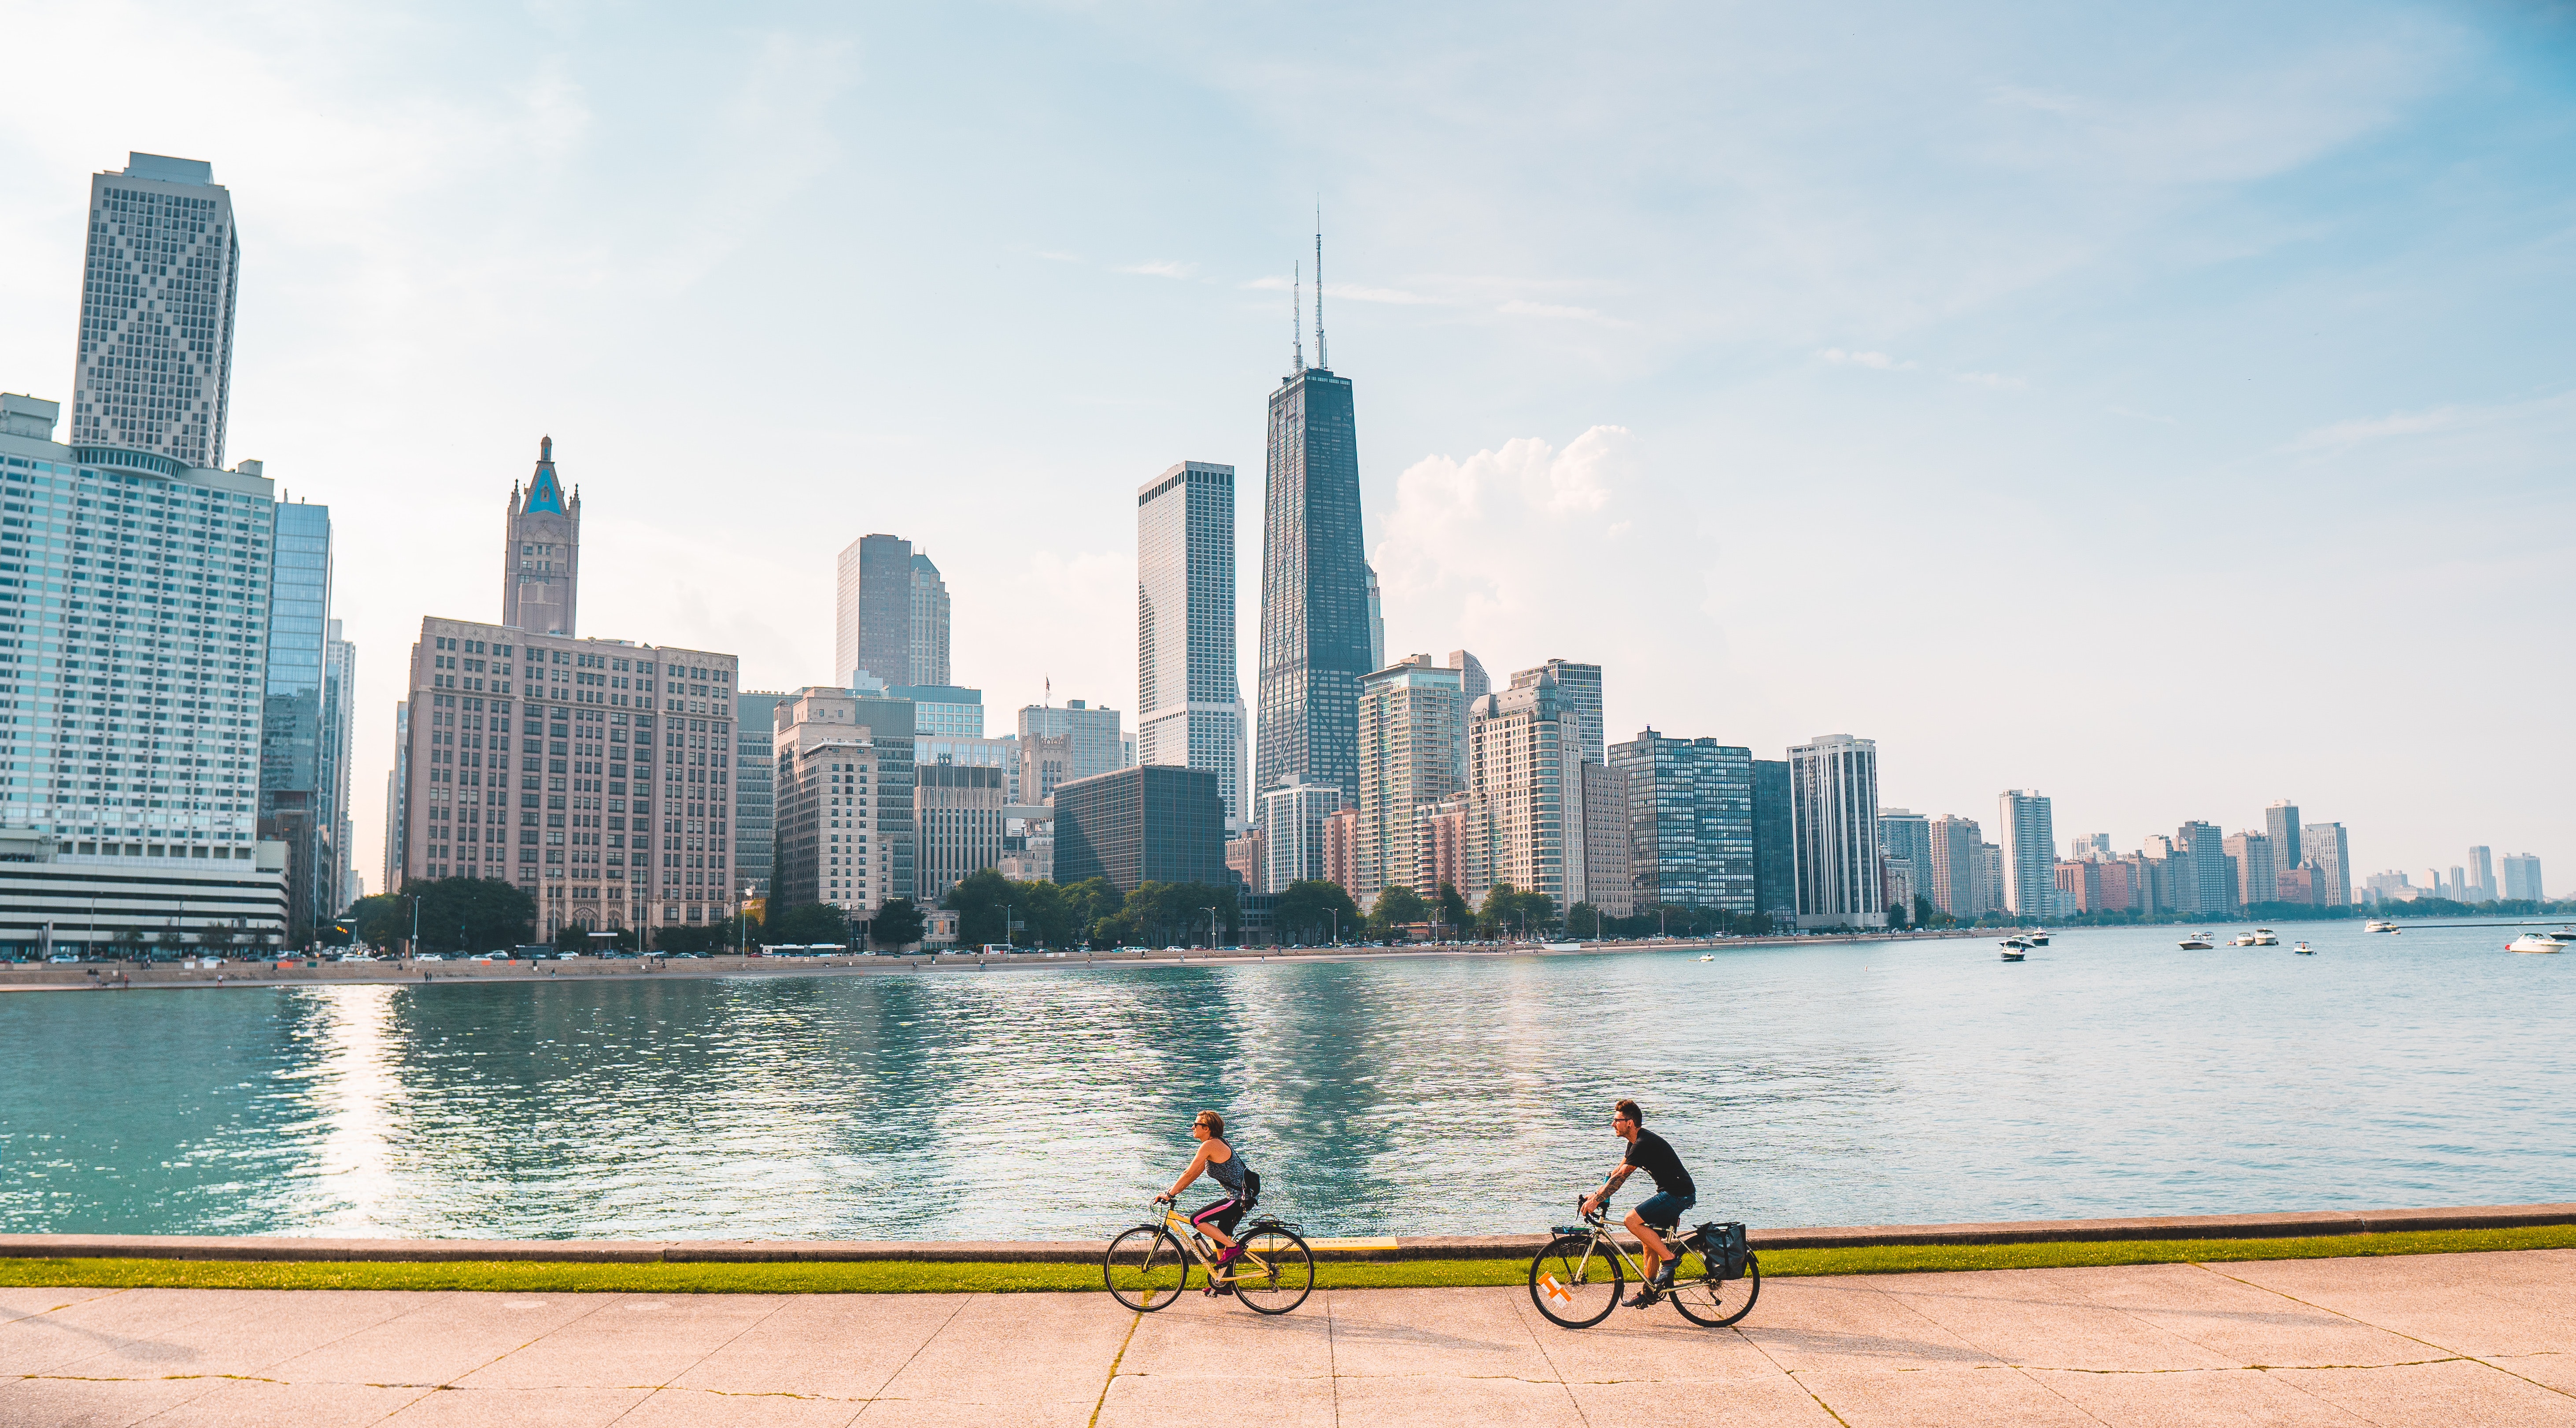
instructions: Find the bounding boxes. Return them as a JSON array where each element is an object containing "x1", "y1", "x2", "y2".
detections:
[
  {"x1": 1364, "y1": 562, "x2": 1385, "y2": 673},
  {"x1": 1254, "y1": 340, "x2": 1371, "y2": 804},
  {"x1": 908, "y1": 553, "x2": 951, "y2": 686},
  {"x1": 1137, "y1": 461, "x2": 1247, "y2": 826},
  {"x1": 2225, "y1": 830, "x2": 2277, "y2": 908},
  {"x1": 1581, "y1": 762, "x2": 1634, "y2": 918},
  {"x1": 1511, "y1": 660, "x2": 1604, "y2": 768},
  {"x1": 1422, "y1": 794, "x2": 1473, "y2": 898},
  {"x1": 1354, "y1": 655, "x2": 1466, "y2": 906},
  {"x1": 384, "y1": 702, "x2": 409, "y2": 897},
  {"x1": 1053, "y1": 764, "x2": 1227, "y2": 893},
  {"x1": 1752, "y1": 759, "x2": 1794, "y2": 919},
  {"x1": 998, "y1": 804, "x2": 1053, "y2": 883},
  {"x1": 501, "y1": 439, "x2": 580, "y2": 637},
  {"x1": 2302, "y1": 822, "x2": 2352, "y2": 905},
  {"x1": 1017, "y1": 733, "x2": 1072, "y2": 807},
  {"x1": 1879, "y1": 809, "x2": 1933, "y2": 915},
  {"x1": 2266, "y1": 800, "x2": 2302, "y2": 872},
  {"x1": 770, "y1": 686, "x2": 916, "y2": 917},
  {"x1": 1788, "y1": 735, "x2": 1882, "y2": 928},
  {"x1": 914, "y1": 763, "x2": 1005, "y2": 904},
  {"x1": 322, "y1": 622, "x2": 356, "y2": 918},
  {"x1": 2275, "y1": 866, "x2": 2317, "y2": 905},
  {"x1": 1260, "y1": 779, "x2": 1343, "y2": 891},
  {"x1": 1464, "y1": 672, "x2": 1587, "y2": 911},
  {"x1": 73, "y1": 154, "x2": 240, "y2": 467},
  {"x1": 2068, "y1": 832, "x2": 2112, "y2": 860},
  {"x1": 887, "y1": 684, "x2": 983, "y2": 737},
  {"x1": 2055, "y1": 857, "x2": 2135, "y2": 914},
  {"x1": 2502, "y1": 852, "x2": 2545, "y2": 901},
  {"x1": 1323, "y1": 807, "x2": 1359, "y2": 895},
  {"x1": 1977, "y1": 842, "x2": 2005, "y2": 915},
  {"x1": 2175, "y1": 821, "x2": 2234, "y2": 915},
  {"x1": 260, "y1": 502, "x2": 340, "y2": 943},
  {"x1": 1225, "y1": 830, "x2": 1266, "y2": 895},
  {"x1": 1927, "y1": 815, "x2": 1981, "y2": 918},
  {"x1": 835, "y1": 533, "x2": 915, "y2": 688},
  {"x1": 1997, "y1": 790, "x2": 2056, "y2": 917},
  {"x1": 1018, "y1": 700, "x2": 1124, "y2": 785},
  {"x1": 732, "y1": 691, "x2": 786, "y2": 897},
  {"x1": 918, "y1": 733, "x2": 1016, "y2": 802},
  {"x1": 1609, "y1": 730, "x2": 1755, "y2": 915},
  {"x1": 0, "y1": 829, "x2": 286, "y2": 958},
  {"x1": 2469, "y1": 845, "x2": 2496, "y2": 903}
]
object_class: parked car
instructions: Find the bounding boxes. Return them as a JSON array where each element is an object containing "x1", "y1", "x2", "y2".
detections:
[
  {"x1": 46, "y1": 952, "x2": 80, "y2": 964},
  {"x1": 414, "y1": 953, "x2": 446, "y2": 962}
]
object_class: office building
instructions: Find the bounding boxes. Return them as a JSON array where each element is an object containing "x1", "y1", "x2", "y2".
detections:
[
  {"x1": 0, "y1": 828, "x2": 285, "y2": 957},
  {"x1": 1225, "y1": 829, "x2": 1266, "y2": 895},
  {"x1": 1608, "y1": 730, "x2": 1755, "y2": 915},
  {"x1": 1926, "y1": 815, "x2": 1980, "y2": 918},
  {"x1": 1255, "y1": 265, "x2": 1371, "y2": 803},
  {"x1": 1259, "y1": 777, "x2": 1343, "y2": 892},
  {"x1": 914, "y1": 762, "x2": 1005, "y2": 903},
  {"x1": 1752, "y1": 759, "x2": 1793, "y2": 919},
  {"x1": 770, "y1": 686, "x2": 916, "y2": 917},
  {"x1": 1788, "y1": 735, "x2": 1881, "y2": 928},
  {"x1": 1016, "y1": 733, "x2": 1071, "y2": 807},
  {"x1": 1052, "y1": 764, "x2": 1227, "y2": 893},
  {"x1": 2302, "y1": 822, "x2": 2352, "y2": 905},
  {"x1": 0, "y1": 393, "x2": 276, "y2": 866},
  {"x1": 1513, "y1": 660, "x2": 1604, "y2": 767},
  {"x1": 835, "y1": 533, "x2": 919, "y2": 688},
  {"x1": 887, "y1": 684, "x2": 981, "y2": 737},
  {"x1": 2468, "y1": 845, "x2": 2495, "y2": 903},
  {"x1": 2175, "y1": 821, "x2": 2234, "y2": 914},
  {"x1": 1364, "y1": 563, "x2": 1385, "y2": 672},
  {"x1": 1581, "y1": 762, "x2": 1634, "y2": 917},
  {"x1": 1996, "y1": 790, "x2": 2056, "y2": 917},
  {"x1": 2502, "y1": 853, "x2": 2545, "y2": 901},
  {"x1": 1137, "y1": 461, "x2": 1248, "y2": 825},
  {"x1": 1018, "y1": 700, "x2": 1124, "y2": 785},
  {"x1": 2226, "y1": 830, "x2": 2277, "y2": 908},
  {"x1": 2068, "y1": 832, "x2": 2112, "y2": 860},
  {"x1": 908, "y1": 553, "x2": 950, "y2": 686},
  {"x1": 72, "y1": 154, "x2": 239, "y2": 469},
  {"x1": 1353, "y1": 654, "x2": 1466, "y2": 905},
  {"x1": 1977, "y1": 842, "x2": 2006, "y2": 913},
  {"x1": 1323, "y1": 807, "x2": 1359, "y2": 894},
  {"x1": 1879, "y1": 809, "x2": 1933, "y2": 916},
  {"x1": 2275, "y1": 865, "x2": 2317, "y2": 904},
  {"x1": 384, "y1": 702, "x2": 409, "y2": 896},
  {"x1": 259, "y1": 502, "x2": 337, "y2": 942},
  {"x1": 322, "y1": 622, "x2": 356, "y2": 917},
  {"x1": 918, "y1": 732, "x2": 1015, "y2": 800},
  {"x1": 2266, "y1": 800, "x2": 2302, "y2": 872},
  {"x1": 395, "y1": 615, "x2": 741, "y2": 936},
  {"x1": 1445, "y1": 651, "x2": 1489, "y2": 701},
  {"x1": 733, "y1": 691, "x2": 786, "y2": 897},
  {"x1": 501, "y1": 438, "x2": 580, "y2": 637},
  {"x1": 998, "y1": 804, "x2": 1053, "y2": 883},
  {"x1": 1463, "y1": 672, "x2": 1586, "y2": 911}
]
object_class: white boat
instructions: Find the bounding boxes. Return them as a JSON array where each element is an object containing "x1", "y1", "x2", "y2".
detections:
[
  {"x1": 2507, "y1": 931, "x2": 2569, "y2": 954},
  {"x1": 2364, "y1": 920, "x2": 2398, "y2": 933},
  {"x1": 2179, "y1": 934, "x2": 2214, "y2": 950},
  {"x1": 2025, "y1": 931, "x2": 2051, "y2": 946},
  {"x1": 2229, "y1": 934, "x2": 2258, "y2": 947},
  {"x1": 2001, "y1": 935, "x2": 2034, "y2": 950},
  {"x1": 1698, "y1": 954, "x2": 1714, "y2": 962},
  {"x1": 2250, "y1": 928, "x2": 2279, "y2": 946},
  {"x1": 2293, "y1": 942, "x2": 2315, "y2": 955},
  {"x1": 2000, "y1": 949, "x2": 2025, "y2": 962}
]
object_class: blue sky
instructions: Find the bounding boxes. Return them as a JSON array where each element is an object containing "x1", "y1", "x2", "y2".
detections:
[{"x1": 0, "y1": 0, "x2": 2569, "y2": 892}]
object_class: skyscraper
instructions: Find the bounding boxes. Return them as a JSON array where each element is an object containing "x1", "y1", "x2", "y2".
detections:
[
  {"x1": 2303, "y1": 822, "x2": 2352, "y2": 905},
  {"x1": 1788, "y1": 735, "x2": 1881, "y2": 927},
  {"x1": 1259, "y1": 778, "x2": 1344, "y2": 892},
  {"x1": 770, "y1": 686, "x2": 916, "y2": 918},
  {"x1": 1018, "y1": 700, "x2": 1124, "y2": 785},
  {"x1": 2176, "y1": 821, "x2": 2234, "y2": 913},
  {"x1": 2502, "y1": 853, "x2": 2544, "y2": 901},
  {"x1": 2469, "y1": 845, "x2": 2495, "y2": 903},
  {"x1": 1609, "y1": 729, "x2": 1755, "y2": 915},
  {"x1": 322, "y1": 621, "x2": 356, "y2": 918},
  {"x1": 908, "y1": 553, "x2": 951, "y2": 686},
  {"x1": 1137, "y1": 461, "x2": 1247, "y2": 825},
  {"x1": 1353, "y1": 654, "x2": 1465, "y2": 906},
  {"x1": 2265, "y1": 800, "x2": 2302, "y2": 871},
  {"x1": 1255, "y1": 245, "x2": 1371, "y2": 803},
  {"x1": 1464, "y1": 674, "x2": 1586, "y2": 911},
  {"x1": 501, "y1": 438, "x2": 580, "y2": 637},
  {"x1": 733, "y1": 690, "x2": 786, "y2": 897},
  {"x1": 1752, "y1": 759, "x2": 1795, "y2": 919},
  {"x1": 835, "y1": 533, "x2": 914, "y2": 688},
  {"x1": 1513, "y1": 660, "x2": 1604, "y2": 767},
  {"x1": 260, "y1": 502, "x2": 337, "y2": 941},
  {"x1": 72, "y1": 154, "x2": 239, "y2": 469},
  {"x1": 1928, "y1": 815, "x2": 1981, "y2": 918},
  {"x1": 2226, "y1": 830, "x2": 2277, "y2": 908},
  {"x1": 1879, "y1": 808, "x2": 1933, "y2": 915},
  {"x1": 1996, "y1": 790, "x2": 2056, "y2": 916},
  {"x1": 1364, "y1": 562, "x2": 1386, "y2": 673}
]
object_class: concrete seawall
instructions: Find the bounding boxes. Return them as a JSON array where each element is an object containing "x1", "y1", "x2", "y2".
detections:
[{"x1": 6, "y1": 1201, "x2": 2567, "y2": 1265}]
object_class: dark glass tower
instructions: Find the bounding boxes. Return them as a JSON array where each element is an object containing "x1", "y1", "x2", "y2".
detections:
[{"x1": 1257, "y1": 359, "x2": 1371, "y2": 803}]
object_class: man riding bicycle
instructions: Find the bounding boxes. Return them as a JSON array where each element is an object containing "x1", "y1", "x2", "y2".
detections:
[{"x1": 1579, "y1": 1098, "x2": 1696, "y2": 1308}]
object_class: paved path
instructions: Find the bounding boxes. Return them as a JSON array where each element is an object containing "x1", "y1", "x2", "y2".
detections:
[{"x1": 3, "y1": 1250, "x2": 2571, "y2": 1425}]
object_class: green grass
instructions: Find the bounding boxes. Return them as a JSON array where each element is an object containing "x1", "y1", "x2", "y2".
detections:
[{"x1": 1, "y1": 1223, "x2": 2568, "y2": 1295}]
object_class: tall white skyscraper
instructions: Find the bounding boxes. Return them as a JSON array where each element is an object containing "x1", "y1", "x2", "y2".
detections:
[
  {"x1": 1788, "y1": 734, "x2": 1881, "y2": 927},
  {"x1": 72, "y1": 155, "x2": 240, "y2": 469},
  {"x1": 1353, "y1": 655, "x2": 1464, "y2": 906},
  {"x1": 1996, "y1": 790, "x2": 2056, "y2": 915},
  {"x1": 1137, "y1": 461, "x2": 1246, "y2": 826},
  {"x1": 2303, "y1": 822, "x2": 2352, "y2": 905},
  {"x1": 908, "y1": 553, "x2": 951, "y2": 686},
  {"x1": 2468, "y1": 845, "x2": 2495, "y2": 903},
  {"x1": 1512, "y1": 659, "x2": 1604, "y2": 767}
]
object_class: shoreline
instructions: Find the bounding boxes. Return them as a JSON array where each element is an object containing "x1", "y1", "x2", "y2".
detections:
[{"x1": 0, "y1": 927, "x2": 1994, "y2": 993}]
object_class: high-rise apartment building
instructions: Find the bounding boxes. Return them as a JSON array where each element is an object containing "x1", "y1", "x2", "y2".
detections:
[
  {"x1": 72, "y1": 155, "x2": 239, "y2": 468},
  {"x1": 259, "y1": 502, "x2": 339, "y2": 941},
  {"x1": 1977, "y1": 842, "x2": 2005, "y2": 914},
  {"x1": 769, "y1": 686, "x2": 916, "y2": 917},
  {"x1": 1463, "y1": 673, "x2": 1586, "y2": 911},
  {"x1": 733, "y1": 691, "x2": 785, "y2": 897},
  {"x1": 1018, "y1": 701, "x2": 1124, "y2": 785},
  {"x1": 500, "y1": 439, "x2": 580, "y2": 637},
  {"x1": 915, "y1": 763, "x2": 1005, "y2": 904},
  {"x1": 2502, "y1": 853, "x2": 2544, "y2": 901},
  {"x1": 836, "y1": 533, "x2": 920, "y2": 688},
  {"x1": 908, "y1": 553, "x2": 951, "y2": 686},
  {"x1": 1752, "y1": 759, "x2": 1794, "y2": 919},
  {"x1": 1513, "y1": 660, "x2": 1604, "y2": 768},
  {"x1": 1788, "y1": 735, "x2": 1881, "y2": 927},
  {"x1": 0, "y1": 394, "x2": 275, "y2": 863},
  {"x1": 1353, "y1": 655, "x2": 1465, "y2": 906},
  {"x1": 1581, "y1": 762, "x2": 1634, "y2": 918},
  {"x1": 1878, "y1": 809, "x2": 1933, "y2": 916},
  {"x1": 384, "y1": 701, "x2": 409, "y2": 895},
  {"x1": 1996, "y1": 790, "x2": 2056, "y2": 917},
  {"x1": 1259, "y1": 778, "x2": 1343, "y2": 892},
  {"x1": 1608, "y1": 730, "x2": 1755, "y2": 915},
  {"x1": 2175, "y1": 821, "x2": 2234, "y2": 914},
  {"x1": 322, "y1": 621, "x2": 356, "y2": 917},
  {"x1": 2226, "y1": 830, "x2": 2277, "y2": 908},
  {"x1": 1255, "y1": 277, "x2": 1371, "y2": 803},
  {"x1": 396, "y1": 616, "x2": 741, "y2": 937},
  {"x1": 1927, "y1": 815, "x2": 1981, "y2": 918},
  {"x1": 1323, "y1": 807, "x2": 1359, "y2": 894},
  {"x1": 2300, "y1": 822, "x2": 2351, "y2": 905},
  {"x1": 2265, "y1": 800, "x2": 2302, "y2": 872},
  {"x1": 1445, "y1": 651, "x2": 1489, "y2": 701},
  {"x1": 1137, "y1": 461, "x2": 1247, "y2": 826}
]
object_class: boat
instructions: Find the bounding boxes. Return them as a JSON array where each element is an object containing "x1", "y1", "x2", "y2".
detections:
[
  {"x1": 2025, "y1": 931, "x2": 2051, "y2": 946},
  {"x1": 2000, "y1": 949, "x2": 2025, "y2": 962},
  {"x1": 1698, "y1": 954, "x2": 1714, "y2": 962},
  {"x1": 2229, "y1": 934, "x2": 2257, "y2": 947},
  {"x1": 2001, "y1": 935, "x2": 2033, "y2": 949},
  {"x1": 2364, "y1": 920, "x2": 2398, "y2": 933},
  {"x1": 2293, "y1": 942, "x2": 2314, "y2": 955},
  {"x1": 2506, "y1": 931, "x2": 2569, "y2": 954},
  {"x1": 2250, "y1": 928, "x2": 2279, "y2": 945},
  {"x1": 2179, "y1": 934, "x2": 2214, "y2": 950}
]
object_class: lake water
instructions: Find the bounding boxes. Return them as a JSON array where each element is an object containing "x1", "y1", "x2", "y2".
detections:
[{"x1": 1, "y1": 922, "x2": 2567, "y2": 1241}]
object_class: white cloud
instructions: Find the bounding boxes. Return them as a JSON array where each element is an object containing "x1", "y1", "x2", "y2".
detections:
[{"x1": 1821, "y1": 348, "x2": 1914, "y2": 370}]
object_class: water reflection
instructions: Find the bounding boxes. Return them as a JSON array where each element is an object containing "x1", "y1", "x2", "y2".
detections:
[{"x1": 0, "y1": 922, "x2": 2567, "y2": 1239}]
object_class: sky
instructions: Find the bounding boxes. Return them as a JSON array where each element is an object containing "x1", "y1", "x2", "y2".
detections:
[{"x1": 0, "y1": 0, "x2": 2569, "y2": 896}]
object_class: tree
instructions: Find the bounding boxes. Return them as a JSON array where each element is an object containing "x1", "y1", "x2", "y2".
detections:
[
  {"x1": 868, "y1": 897, "x2": 928, "y2": 950},
  {"x1": 155, "y1": 927, "x2": 187, "y2": 960},
  {"x1": 111, "y1": 925, "x2": 149, "y2": 961},
  {"x1": 347, "y1": 893, "x2": 410, "y2": 951},
  {"x1": 764, "y1": 902, "x2": 852, "y2": 946},
  {"x1": 1479, "y1": 882, "x2": 1556, "y2": 939},
  {"x1": 1060, "y1": 878, "x2": 1127, "y2": 946},
  {"x1": 1275, "y1": 880, "x2": 1360, "y2": 944},
  {"x1": 1913, "y1": 894, "x2": 1938, "y2": 927},
  {"x1": 1436, "y1": 882, "x2": 1473, "y2": 939},
  {"x1": 1565, "y1": 901, "x2": 1607, "y2": 940},
  {"x1": 197, "y1": 919, "x2": 236, "y2": 953},
  {"x1": 943, "y1": 868, "x2": 1013, "y2": 946},
  {"x1": 413, "y1": 877, "x2": 539, "y2": 954},
  {"x1": 1886, "y1": 900, "x2": 1909, "y2": 930},
  {"x1": 1368, "y1": 885, "x2": 1429, "y2": 939}
]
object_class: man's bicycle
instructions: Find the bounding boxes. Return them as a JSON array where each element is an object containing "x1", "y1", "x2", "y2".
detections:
[
  {"x1": 1528, "y1": 1202, "x2": 1760, "y2": 1328},
  {"x1": 1103, "y1": 1198, "x2": 1316, "y2": 1315}
]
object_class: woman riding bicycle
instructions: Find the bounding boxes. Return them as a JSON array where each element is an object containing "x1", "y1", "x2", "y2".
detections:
[{"x1": 1158, "y1": 1111, "x2": 1254, "y2": 1292}]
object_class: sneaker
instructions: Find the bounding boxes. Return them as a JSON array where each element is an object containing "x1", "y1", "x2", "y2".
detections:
[
  {"x1": 1622, "y1": 1287, "x2": 1662, "y2": 1309},
  {"x1": 1204, "y1": 1281, "x2": 1235, "y2": 1297},
  {"x1": 1214, "y1": 1244, "x2": 1245, "y2": 1267}
]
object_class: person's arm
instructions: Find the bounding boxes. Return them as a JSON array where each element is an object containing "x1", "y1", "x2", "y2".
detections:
[
  {"x1": 1582, "y1": 1162, "x2": 1634, "y2": 1216},
  {"x1": 1162, "y1": 1145, "x2": 1212, "y2": 1201}
]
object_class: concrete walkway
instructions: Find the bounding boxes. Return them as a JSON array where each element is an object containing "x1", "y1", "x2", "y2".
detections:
[{"x1": 2, "y1": 1249, "x2": 2571, "y2": 1426}]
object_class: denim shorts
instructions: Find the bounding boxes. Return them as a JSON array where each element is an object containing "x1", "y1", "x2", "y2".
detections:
[{"x1": 1636, "y1": 1191, "x2": 1695, "y2": 1230}]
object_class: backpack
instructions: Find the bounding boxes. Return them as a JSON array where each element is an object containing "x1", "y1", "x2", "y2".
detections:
[
  {"x1": 1698, "y1": 1221, "x2": 1749, "y2": 1280},
  {"x1": 1240, "y1": 1168, "x2": 1261, "y2": 1209}
]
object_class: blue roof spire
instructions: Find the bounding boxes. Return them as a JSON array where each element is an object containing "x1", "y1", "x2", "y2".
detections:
[{"x1": 524, "y1": 435, "x2": 565, "y2": 515}]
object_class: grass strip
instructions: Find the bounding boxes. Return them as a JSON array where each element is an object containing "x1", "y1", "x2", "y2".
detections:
[{"x1": 1, "y1": 1223, "x2": 2569, "y2": 1295}]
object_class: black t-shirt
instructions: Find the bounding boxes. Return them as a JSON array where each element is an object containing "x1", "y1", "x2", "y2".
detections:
[{"x1": 1622, "y1": 1128, "x2": 1695, "y2": 1199}]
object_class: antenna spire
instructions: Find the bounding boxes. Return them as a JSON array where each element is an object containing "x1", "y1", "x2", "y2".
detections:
[
  {"x1": 1293, "y1": 260, "x2": 1305, "y2": 373},
  {"x1": 1313, "y1": 205, "x2": 1328, "y2": 370}
]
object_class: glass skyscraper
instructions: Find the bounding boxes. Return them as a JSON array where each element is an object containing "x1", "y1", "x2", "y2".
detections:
[
  {"x1": 1256, "y1": 357, "x2": 1370, "y2": 804},
  {"x1": 259, "y1": 503, "x2": 337, "y2": 940}
]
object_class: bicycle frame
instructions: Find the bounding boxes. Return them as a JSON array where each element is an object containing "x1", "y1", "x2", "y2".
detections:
[
  {"x1": 1547, "y1": 1214, "x2": 1693, "y2": 1288},
  {"x1": 1154, "y1": 1203, "x2": 1288, "y2": 1285}
]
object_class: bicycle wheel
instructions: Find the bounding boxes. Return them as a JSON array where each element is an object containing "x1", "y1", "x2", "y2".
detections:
[
  {"x1": 1104, "y1": 1226, "x2": 1189, "y2": 1311},
  {"x1": 1231, "y1": 1225, "x2": 1316, "y2": 1315},
  {"x1": 1528, "y1": 1234, "x2": 1622, "y2": 1328},
  {"x1": 1669, "y1": 1248, "x2": 1760, "y2": 1327}
]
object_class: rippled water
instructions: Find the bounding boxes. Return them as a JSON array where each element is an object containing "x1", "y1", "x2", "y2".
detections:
[{"x1": 1, "y1": 922, "x2": 2567, "y2": 1240}]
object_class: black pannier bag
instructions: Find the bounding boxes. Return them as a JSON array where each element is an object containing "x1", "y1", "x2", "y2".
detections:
[
  {"x1": 1241, "y1": 1168, "x2": 1261, "y2": 1209},
  {"x1": 1699, "y1": 1221, "x2": 1749, "y2": 1280}
]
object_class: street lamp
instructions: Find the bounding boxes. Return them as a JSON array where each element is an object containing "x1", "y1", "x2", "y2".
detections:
[
  {"x1": 1204, "y1": 906, "x2": 1218, "y2": 949},
  {"x1": 1327, "y1": 906, "x2": 1338, "y2": 946}
]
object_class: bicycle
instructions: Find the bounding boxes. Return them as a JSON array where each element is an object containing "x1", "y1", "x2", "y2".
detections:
[
  {"x1": 1527, "y1": 1201, "x2": 1759, "y2": 1328},
  {"x1": 1104, "y1": 1197, "x2": 1316, "y2": 1315}
]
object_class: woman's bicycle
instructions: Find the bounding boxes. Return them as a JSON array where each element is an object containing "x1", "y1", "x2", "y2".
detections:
[
  {"x1": 1104, "y1": 1198, "x2": 1317, "y2": 1315},
  {"x1": 1528, "y1": 1202, "x2": 1759, "y2": 1328}
]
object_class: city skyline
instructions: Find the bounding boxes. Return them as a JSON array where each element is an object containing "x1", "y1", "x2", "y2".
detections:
[{"x1": 0, "y1": 5, "x2": 2567, "y2": 896}]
